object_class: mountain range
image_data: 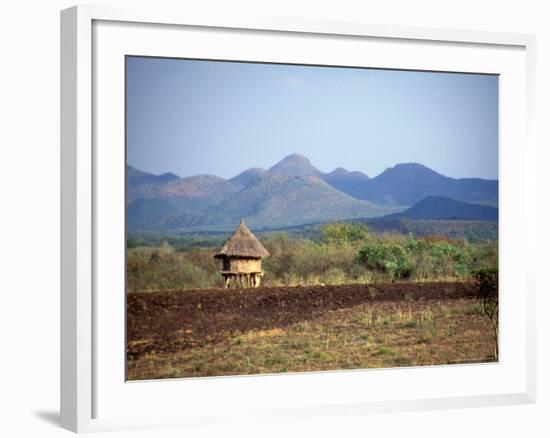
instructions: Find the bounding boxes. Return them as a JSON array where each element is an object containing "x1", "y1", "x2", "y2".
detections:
[{"x1": 127, "y1": 154, "x2": 498, "y2": 232}]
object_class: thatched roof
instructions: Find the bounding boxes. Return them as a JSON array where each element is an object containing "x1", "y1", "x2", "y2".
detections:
[{"x1": 214, "y1": 220, "x2": 270, "y2": 259}]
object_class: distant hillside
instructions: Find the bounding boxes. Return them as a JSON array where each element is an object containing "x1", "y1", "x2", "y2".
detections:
[
  {"x1": 127, "y1": 198, "x2": 179, "y2": 231},
  {"x1": 379, "y1": 196, "x2": 498, "y2": 222},
  {"x1": 364, "y1": 219, "x2": 498, "y2": 241}
]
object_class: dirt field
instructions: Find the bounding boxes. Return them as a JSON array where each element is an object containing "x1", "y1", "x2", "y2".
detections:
[{"x1": 127, "y1": 282, "x2": 496, "y2": 380}]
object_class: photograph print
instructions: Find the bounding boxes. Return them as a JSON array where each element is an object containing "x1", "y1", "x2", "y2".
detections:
[{"x1": 126, "y1": 56, "x2": 499, "y2": 380}]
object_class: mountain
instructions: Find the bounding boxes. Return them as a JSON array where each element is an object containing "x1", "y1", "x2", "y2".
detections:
[
  {"x1": 229, "y1": 167, "x2": 269, "y2": 189},
  {"x1": 337, "y1": 163, "x2": 498, "y2": 206},
  {"x1": 165, "y1": 174, "x2": 397, "y2": 231},
  {"x1": 126, "y1": 166, "x2": 180, "y2": 202},
  {"x1": 127, "y1": 166, "x2": 238, "y2": 206},
  {"x1": 322, "y1": 167, "x2": 370, "y2": 199},
  {"x1": 127, "y1": 165, "x2": 179, "y2": 187},
  {"x1": 268, "y1": 154, "x2": 323, "y2": 178},
  {"x1": 127, "y1": 198, "x2": 180, "y2": 230},
  {"x1": 126, "y1": 168, "x2": 240, "y2": 230},
  {"x1": 160, "y1": 175, "x2": 238, "y2": 202},
  {"x1": 379, "y1": 196, "x2": 498, "y2": 222}
]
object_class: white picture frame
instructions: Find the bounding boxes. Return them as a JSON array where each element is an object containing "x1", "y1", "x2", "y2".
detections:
[{"x1": 60, "y1": 4, "x2": 537, "y2": 433}]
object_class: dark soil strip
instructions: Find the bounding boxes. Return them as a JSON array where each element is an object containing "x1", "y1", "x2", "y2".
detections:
[{"x1": 127, "y1": 282, "x2": 478, "y2": 360}]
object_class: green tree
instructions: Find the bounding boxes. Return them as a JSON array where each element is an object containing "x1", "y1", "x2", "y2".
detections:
[
  {"x1": 320, "y1": 222, "x2": 369, "y2": 245},
  {"x1": 473, "y1": 267, "x2": 499, "y2": 358},
  {"x1": 357, "y1": 241, "x2": 412, "y2": 280}
]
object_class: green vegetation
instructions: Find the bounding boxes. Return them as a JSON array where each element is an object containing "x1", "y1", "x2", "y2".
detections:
[{"x1": 127, "y1": 222, "x2": 497, "y2": 292}]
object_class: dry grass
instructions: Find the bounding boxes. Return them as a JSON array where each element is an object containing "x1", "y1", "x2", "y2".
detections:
[{"x1": 127, "y1": 298, "x2": 496, "y2": 380}]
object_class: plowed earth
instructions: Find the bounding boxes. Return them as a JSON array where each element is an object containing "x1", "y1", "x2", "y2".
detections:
[{"x1": 127, "y1": 282, "x2": 478, "y2": 360}]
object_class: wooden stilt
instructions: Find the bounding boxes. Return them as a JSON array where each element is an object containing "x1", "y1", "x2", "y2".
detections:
[{"x1": 219, "y1": 270, "x2": 265, "y2": 289}]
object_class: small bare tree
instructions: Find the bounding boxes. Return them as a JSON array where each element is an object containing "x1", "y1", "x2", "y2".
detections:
[{"x1": 474, "y1": 268, "x2": 499, "y2": 359}]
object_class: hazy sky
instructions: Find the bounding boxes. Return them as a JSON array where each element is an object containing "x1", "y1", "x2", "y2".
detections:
[{"x1": 126, "y1": 56, "x2": 498, "y2": 180}]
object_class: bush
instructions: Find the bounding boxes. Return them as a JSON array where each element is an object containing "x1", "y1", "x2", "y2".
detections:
[
  {"x1": 126, "y1": 245, "x2": 219, "y2": 291},
  {"x1": 357, "y1": 234, "x2": 497, "y2": 282},
  {"x1": 263, "y1": 234, "x2": 361, "y2": 286},
  {"x1": 357, "y1": 241, "x2": 412, "y2": 280}
]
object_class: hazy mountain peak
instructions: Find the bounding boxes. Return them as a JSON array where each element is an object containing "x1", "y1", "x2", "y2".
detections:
[
  {"x1": 229, "y1": 167, "x2": 269, "y2": 188},
  {"x1": 327, "y1": 167, "x2": 349, "y2": 176},
  {"x1": 326, "y1": 167, "x2": 370, "y2": 179},
  {"x1": 157, "y1": 172, "x2": 180, "y2": 182},
  {"x1": 394, "y1": 162, "x2": 430, "y2": 169},
  {"x1": 269, "y1": 153, "x2": 322, "y2": 177},
  {"x1": 280, "y1": 153, "x2": 309, "y2": 162},
  {"x1": 126, "y1": 165, "x2": 180, "y2": 185},
  {"x1": 377, "y1": 162, "x2": 443, "y2": 180}
]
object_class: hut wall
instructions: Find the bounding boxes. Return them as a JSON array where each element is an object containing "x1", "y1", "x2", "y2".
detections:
[{"x1": 224, "y1": 258, "x2": 262, "y2": 273}]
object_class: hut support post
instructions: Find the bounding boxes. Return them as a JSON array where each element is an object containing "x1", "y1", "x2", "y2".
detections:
[{"x1": 222, "y1": 273, "x2": 263, "y2": 288}]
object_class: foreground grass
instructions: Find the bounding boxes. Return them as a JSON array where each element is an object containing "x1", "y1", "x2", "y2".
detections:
[{"x1": 127, "y1": 298, "x2": 496, "y2": 380}]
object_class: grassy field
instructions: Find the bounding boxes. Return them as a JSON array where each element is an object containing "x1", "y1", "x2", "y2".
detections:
[{"x1": 127, "y1": 283, "x2": 497, "y2": 380}]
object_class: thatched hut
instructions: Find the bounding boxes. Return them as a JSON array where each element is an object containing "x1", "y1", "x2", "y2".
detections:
[{"x1": 214, "y1": 220, "x2": 269, "y2": 288}]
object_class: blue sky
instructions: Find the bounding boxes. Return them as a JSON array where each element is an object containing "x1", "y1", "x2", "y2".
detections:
[{"x1": 126, "y1": 56, "x2": 498, "y2": 180}]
